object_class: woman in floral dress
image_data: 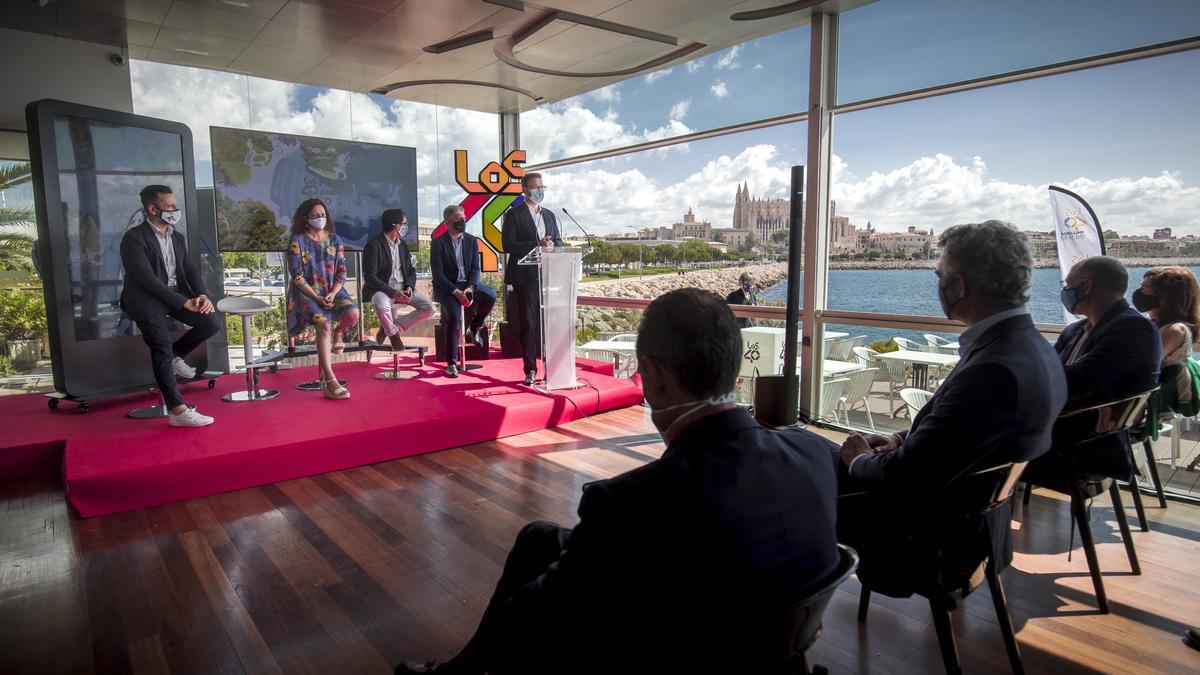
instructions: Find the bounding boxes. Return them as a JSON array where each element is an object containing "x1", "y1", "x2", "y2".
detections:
[{"x1": 287, "y1": 198, "x2": 359, "y2": 400}]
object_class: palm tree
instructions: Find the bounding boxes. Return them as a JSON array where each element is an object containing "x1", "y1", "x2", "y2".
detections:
[{"x1": 0, "y1": 161, "x2": 36, "y2": 272}]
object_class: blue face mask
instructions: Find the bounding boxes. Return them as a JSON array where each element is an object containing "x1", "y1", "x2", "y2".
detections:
[
  {"x1": 1061, "y1": 285, "x2": 1082, "y2": 314},
  {"x1": 528, "y1": 187, "x2": 545, "y2": 204},
  {"x1": 742, "y1": 283, "x2": 752, "y2": 292}
]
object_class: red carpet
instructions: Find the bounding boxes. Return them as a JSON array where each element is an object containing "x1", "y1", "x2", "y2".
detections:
[{"x1": 0, "y1": 355, "x2": 643, "y2": 517}]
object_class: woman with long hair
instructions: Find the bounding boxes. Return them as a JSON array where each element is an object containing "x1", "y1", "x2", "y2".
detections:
[
  {"x1": 1133, "y1": 265, "x2": 1200, "y2": 402},
  {"x1": 286, "y1": 198, "x2": 359, "y2": 400}
]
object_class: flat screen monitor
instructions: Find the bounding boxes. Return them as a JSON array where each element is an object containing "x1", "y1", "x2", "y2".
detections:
[
  {"x1": 26, "y1": 99, "x2": 217, "y2": 400},
  {"x1": 210, "y1": 126, "x2": 418, "y2": 252}
]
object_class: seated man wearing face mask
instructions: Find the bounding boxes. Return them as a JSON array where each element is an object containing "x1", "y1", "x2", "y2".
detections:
[
  {"x1": 431, "y1": 204, "x2": 496, "y2": 378},
  {"x1": 395, "y1": 288, "x2": 841, "y2": 674},
  {"x1": 119, "y1": 184, "x2": 221, "y2": 427},
  {"x1": 1023, "y1": 256, "x2": 1161, "y2": 483},
  {"x1": 363, "y1": 208, "x2": 435, "y2": 350}
]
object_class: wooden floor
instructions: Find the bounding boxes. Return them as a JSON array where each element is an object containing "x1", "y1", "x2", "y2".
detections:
[{"x1": 3, "y1": 407, "x2": 1200, "y2": 674}]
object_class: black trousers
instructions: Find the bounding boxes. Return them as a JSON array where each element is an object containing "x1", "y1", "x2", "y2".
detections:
[
  {"x1": 134, "y1": 306, "x2": 221, "y2": 409},
  {"x1": 437, "y1": 282, "x2": 496, "y2": 365},
  {"x1": 446, "y1": 520, "x2": 570, "y2": 674},
  {"x1": 512, "y1": 281, "x2": 541, "y2": 374}
]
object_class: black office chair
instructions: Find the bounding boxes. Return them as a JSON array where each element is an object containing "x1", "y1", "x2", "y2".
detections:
[
  {"x1": 856, "y1": 461, "x2": 1028, "y2": 675},
  {"x1": 1021, "y1": 389, "x2": 1155, "y2": 614},
  {"x1": 764, "y1": 544, "x2": 858, "y2": 675}
]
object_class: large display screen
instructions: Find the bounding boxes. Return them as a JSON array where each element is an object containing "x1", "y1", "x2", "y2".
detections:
[
  {"x1": 53, "y1": 115, "x2": 189, "y2": 342},
  {"x1": 210, "y1": 126, "x2": 418, "y2": 252}
]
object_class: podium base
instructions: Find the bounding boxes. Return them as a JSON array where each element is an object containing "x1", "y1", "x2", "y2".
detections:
[{"x1": 534, "y1": 379, "x2": 583, "y2": 393}]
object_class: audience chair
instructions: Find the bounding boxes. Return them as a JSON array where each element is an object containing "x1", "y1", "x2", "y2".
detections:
[
  {"x1": 1021, "y1": 390, "x2": 1155, "y2": 613},
  {"x1": 1131, "y1": 386, "x2": 1175, "y2": 511},
  {"x1": 837, "y1": 368, "x2": 878, "y2": 431},
  {"x1": 856, "y1": 461, "x2": 1029, "y2": 675},
  {"x1": 763, "y1": 544, "x2": 858, "y2": 675},
  {"x1": 899, "y1": 388, "x2": 935, "y2": 419}
]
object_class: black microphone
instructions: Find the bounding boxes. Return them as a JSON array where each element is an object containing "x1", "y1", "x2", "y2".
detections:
[{"x1": 561, "y1": 207, "x2": 595, "y2": 250}]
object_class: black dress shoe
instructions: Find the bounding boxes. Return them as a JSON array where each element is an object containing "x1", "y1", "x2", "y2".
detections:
[
  {"x1": 445, "y1": 363, "x2": 459, "y2": 378},
  {"x1": 375, "y1": 328, "x2": 386, "y2": 345},
  {"x1": 1186, "y1": 627, "x2": 1200, "y2": 651},
  {"x1": 523, "y1": 369, "x2": 536, "y2": 385},
  {"x1": 469, "y1": 327, "x2": 485, "y2": 347},
  {"x1": 394, "y1": 660, "x2": 445, "y2": 674}
]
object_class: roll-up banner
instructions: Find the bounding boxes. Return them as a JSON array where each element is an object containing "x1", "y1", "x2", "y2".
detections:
[{"x1": 1049, "y1": 185, "x2": 1106, "y2": 323}]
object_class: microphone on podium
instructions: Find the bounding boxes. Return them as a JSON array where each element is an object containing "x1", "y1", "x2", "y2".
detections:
[{"x1": 561, "y1": 208, "x2": 595, "y2": 250}]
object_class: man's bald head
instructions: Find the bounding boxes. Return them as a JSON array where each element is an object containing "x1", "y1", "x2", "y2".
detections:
[{"x1": 1069, "y1": 256, "x2": 1128, "y2": 300}]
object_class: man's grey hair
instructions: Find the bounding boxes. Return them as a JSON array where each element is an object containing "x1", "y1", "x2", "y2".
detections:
[
  {"x1": 939, "y1": 221, "x2": 1033, "y2": 307},
  {"x1": 443, "y1": 204, "x2": 464, "y2": 223},
  {"x1": 738, "y1": 271, "x2": 753, "y2": 284}
]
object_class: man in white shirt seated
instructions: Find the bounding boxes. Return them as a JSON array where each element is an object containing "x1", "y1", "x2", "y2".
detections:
[{"x1": 363, "y1": 208, "x2": 435, "y2": 350}]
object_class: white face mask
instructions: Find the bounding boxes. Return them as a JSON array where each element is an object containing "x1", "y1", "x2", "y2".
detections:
[
  {"x1": 648, "y1": 391, "x2": 737, "y2": 438},
  {"x1": 398, "y1": 225, "x2": 408, "y2": 238},
  {"x1": 308, "y1": 216, "x2": 327, "y2": 230},
  {"x1": 159, "y1": 209, "x2": 182, "y2": 226}
]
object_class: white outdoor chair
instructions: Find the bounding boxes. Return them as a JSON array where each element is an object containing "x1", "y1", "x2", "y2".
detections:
[
  {"x1": 924, "y1": 334, "x2": 950, "y2": 348},
  {"x1": 848, "y1": 335, "x2": 867, "y2": 351},
  {"x1": 900, "y1": 387, "x2": 935, "y2": 418},
  {"x1": 893, "y1": 336, "x2": 932, "y2": 353},
  {"x1": 838, "y1": 367, "x2": 878, "y2": 431},
  {"x1": 852, "y1": 346, "x2": 877, "y2": 369},
  {"x1": 873, "y1": 352, "x2": 911, "y2": 417},
  {"x1": 579, "y1": 348, "x2": 625, "y2": 377},
  {"x1": 818, "y1": 377, "x2": 850, "y2": 424},
  {"x1": 611, "y1": 333, "x2": 637, "y2": 342},
  {"x1": 825, "y1": 338, "x2": 853, "y2": 362}
]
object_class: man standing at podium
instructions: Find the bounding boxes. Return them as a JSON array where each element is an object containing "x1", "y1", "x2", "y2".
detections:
[{"x1": 503, "y1": 172, "x2": 563, "y2": 385}]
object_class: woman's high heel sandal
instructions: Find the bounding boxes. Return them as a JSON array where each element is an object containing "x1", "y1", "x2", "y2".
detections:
[{"x1": 322, "y1": 376, "x2": 350, "y2": 400}]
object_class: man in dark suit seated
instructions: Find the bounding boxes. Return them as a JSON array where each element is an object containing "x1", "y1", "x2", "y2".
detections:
[
  {"x1": 1023, "y1": 256, "x2": 1161, "y2": 483},
  {"x1": 431, "y1": 204, "x2": 496, "y2": 378},
  {"x1": 119, "y1": 185, "x2": 221, "y2": 427},
  {"x1": 396, "y1": 288, "x2": 842, "y2": 674},
  {"x1": 836, "y1": 221, "x2": 1067, "y2": 592},
  {"x1": 363, "y1": 208, "x2": 435, "y2": 350},
  {"x1": 502, "y1": 172, "x2": 563, "y2": 385}
]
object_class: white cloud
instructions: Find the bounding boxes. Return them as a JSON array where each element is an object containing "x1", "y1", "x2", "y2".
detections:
[
  {"x1": 669, "y1": 99, "x2": 691, "y2": 121},
  {"x1": 589, "y1": 83, "x2": 621, "y2": 103},
  {"x1": 710, "y1": 81, "x2": 729, "y2": 98},
  {"x1": 643, "y1": 67, "x2": 673, "y2": 83},
  {"x1": 715, "y1": 45, "x2": 742, "y2": 70},
  {"x1": 753, "y1": 63, "x2": 763, "y2": 70},
  {"x1": 686, "y1": 60, "x2": 704, "y2": 73},
  {"x1": 830, "y1": 153, "x2": 1200, "y2": 236},
  {"x1": 521, "y1": 101, "x2": 692, "y2": 162}
]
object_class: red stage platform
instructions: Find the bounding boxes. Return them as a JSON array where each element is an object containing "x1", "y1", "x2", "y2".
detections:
[{"x1": 0, "y1": 355, "x2": 643, "y2": 517}]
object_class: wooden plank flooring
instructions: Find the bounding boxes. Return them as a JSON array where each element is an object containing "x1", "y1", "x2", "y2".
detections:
[{"x1": 3, "y1": 406, "x2": 1200, "y2": 674}]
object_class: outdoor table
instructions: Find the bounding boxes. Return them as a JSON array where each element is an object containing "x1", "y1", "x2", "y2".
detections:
[{"x1": 873, "y1": 350, "x2": 960, "y2": 390}]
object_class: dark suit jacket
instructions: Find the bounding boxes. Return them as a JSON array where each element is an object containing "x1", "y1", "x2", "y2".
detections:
[
  {"x1": 119, "y1": 220, "x2": 206, "y2": 321},
  {"x1": 430, "y1": 231, "x2": 480, "y2": 302},
  {"x1": 1048, "y1": 300, "x2": 1161, "y2": 478},
  {"x1": 489, "y1": 408, "x2": 841, "y2": 673},
  {"x1": 361, "y1": 232, "x2": 415, "y2": 300},
  {"x1": 726, "y1": 287, "x2": 756, "y2": 329},
  {"x1": 854, "y1": 313, "x2": 1068, "y2": 491},
  {"x1": 502, "y1": 202, "x2": 563, "y2": 286}
]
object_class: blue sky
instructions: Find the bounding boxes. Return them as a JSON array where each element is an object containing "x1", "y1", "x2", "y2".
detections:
[{"x1": 129, "y1": 0, "x2": 1200, "y2": 236}]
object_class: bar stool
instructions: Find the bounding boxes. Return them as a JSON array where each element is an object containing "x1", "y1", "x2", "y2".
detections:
[
  {"x1": 128, "y1": 353, "x2": 217, "y2": 418},
  {"x1": 216, "y1": 296, "x2": 280, "y2": 402},
  {"x1": 371, "y1": 344, "x2": 428, "y2": 380},
  {"x1": 459, "y1": 302, "x2": 482, "y2": 372},
  {"x1": 291, "y1": 335, "x2": 348, "y2": 391}
]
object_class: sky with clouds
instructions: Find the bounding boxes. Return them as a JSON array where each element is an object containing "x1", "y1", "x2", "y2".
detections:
[{"x1": 130, "y1": 0, "x2": 1200, "y2": 238}]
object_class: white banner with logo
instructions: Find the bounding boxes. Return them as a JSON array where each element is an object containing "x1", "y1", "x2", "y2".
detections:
[{"x1": 1049, "y1": 186, "x2": 1106, "y2": 323}]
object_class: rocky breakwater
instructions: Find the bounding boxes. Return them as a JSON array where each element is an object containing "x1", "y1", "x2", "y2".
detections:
[{"x1": 577, "y1": 263, "x2": 788, "y2": 337}]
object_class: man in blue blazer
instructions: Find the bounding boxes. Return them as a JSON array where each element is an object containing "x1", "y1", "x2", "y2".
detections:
[
  {"x1": 837, "y1": 221, "x2": 1067, "y2": 592},
  {"x1": 1025, "y1": 256, "x2": 1161, "y2": 482},
  {"x1": 431, "y1": 204, "x2": 496, "y2": 378},
  {"x1": 120, "y1": 185, "x2": 221, "y2": 427},
  {"x1": 396, "y1": 289, "x2": 841, "y2": 674},
  {"x1": 502, "y1": 172, "x2": 563, "y2": 385}
]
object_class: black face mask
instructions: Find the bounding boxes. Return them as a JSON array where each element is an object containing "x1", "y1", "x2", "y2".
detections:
[
  {"x1": 1132, "y1": 288, "x2": 1157, "y2": 313},
  {"x1": 451, "y1": 219, "x2": 466, "y2": 232}
]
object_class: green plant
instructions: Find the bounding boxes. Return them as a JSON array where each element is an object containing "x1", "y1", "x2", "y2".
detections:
[
  {"x1": 868, "y1": 339, "x2": 898, "y2": 353},
  {"x1": 0, "y1": 354, "x2": 16, "y2": 376},
  {"x1": 0, "y1": 288, "x2": 47, "y2": 340}
]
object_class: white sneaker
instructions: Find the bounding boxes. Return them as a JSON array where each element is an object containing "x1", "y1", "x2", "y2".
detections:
[
  {"x1": 173, "y1": 356, "x2": 197, "y2": 379},
  {"x1": 168, "y1": 407, "x2": 214, "y2": 427}
]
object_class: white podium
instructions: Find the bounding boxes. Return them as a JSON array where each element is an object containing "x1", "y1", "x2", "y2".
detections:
[
  {"x1": 517, "y1": 246, "x2": 585, "y2": 391},
  {"x1": 739, "y1": 326, "x2": 787, "y2": 378}
]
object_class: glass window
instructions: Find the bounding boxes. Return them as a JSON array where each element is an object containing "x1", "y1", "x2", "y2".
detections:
[
  {"x1": 827, "y1": 50, "x2": 1200, "y2": 325},
  {"x1": 837, "y1": 0, "x2": 1200, "y2": 105},
  {"x1": 522, "y1": 27, "x2": 809, "y2": 163}
]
